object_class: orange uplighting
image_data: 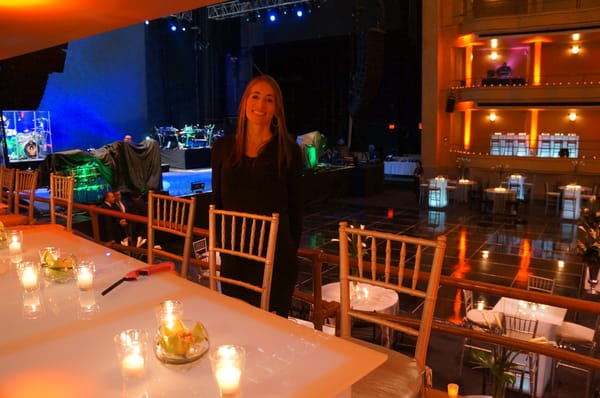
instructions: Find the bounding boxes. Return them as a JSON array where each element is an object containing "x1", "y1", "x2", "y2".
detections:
[
  {"x1": 448, "y1": 228, "x2": 471, "y2": 324},
  {"x1": 530, "y1": 109, "x2": 538, "y2": 149},
  {"x1": 455, "y1": 34, "x2": 476, "y2": 48},
  {"x1": 465, "y1": 44, "x2": 473, "y2": 86},
  {"x1": 463, "y1": 110, "x2": 471, "y2": 150},
  {"x1": 514, "y1": 239, "x2": 532, "y2": 288},
  {"x1": 533, "y1": 40, "x2": 542, "y2": 85}
]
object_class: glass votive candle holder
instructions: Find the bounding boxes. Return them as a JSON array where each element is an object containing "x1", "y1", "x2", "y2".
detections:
[
  {"x1": 210, "y1": 345, "x2": 246, "y2": 398},
  {"x1": 7, "y1": 230, "x2": 23, "y2": 263},
  {"x1": 114, "y1": 329, "x2": 148, "y2": 380},
  {"x1": 155, "y1": 299, "x2": 184, "y2": 327},
  {"x1": 22, "y1": 290, "x2": 43, "y2": 319},
  {"x1": 39, "y1": 246, "x2": 61, "y2": 266},
  {"x1": 78, "y1": 290, "x2": 99, "y2": 320},
  {"x1": 447, "y1": 382, "x2": 459, "y2": 398},
  {"x1": 16, "y1": 261, "x2": 40, "y2": 291},
  {"x1": 76, "y1": 260, "x2": 95, "y2": 291}
]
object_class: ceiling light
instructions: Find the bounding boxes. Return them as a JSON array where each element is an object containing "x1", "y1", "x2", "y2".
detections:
[
  {"x1": 569, "y1": 112, "x2": 577, "y2": 121},
  {"x1": 572, "y1": 33, "x2": 580, "y2": 41},
  {"x1": 490, "y1": 38, "x2": 498, "y2": 48},
  {"x1": 489, "y1": 112, "x2": 496, "y2": 122}
]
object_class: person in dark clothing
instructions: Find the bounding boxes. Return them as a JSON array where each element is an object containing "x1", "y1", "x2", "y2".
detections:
[
  {"x1": 211, "y1": 74, "x2": 304, "y2": 317},
  {"x1": 413, "y1": 160, "x2": 424, "y2": 199},
  {"x1": 98, "y1": 191, "x2": 126, "y2": 243}
]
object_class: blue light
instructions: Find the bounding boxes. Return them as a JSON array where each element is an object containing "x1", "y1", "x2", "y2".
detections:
[
  {"x1": 296, "y1": 8, "x2": 304, "y2": 18},
  {"x1": 170, "y1": 24, "x2": 177, "y2": 32},
  {"x1": 268, "y1": 10, "x2": 277, "y2": 22}
]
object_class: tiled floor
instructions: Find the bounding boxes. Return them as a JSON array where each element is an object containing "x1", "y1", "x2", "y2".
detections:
[{"x1": 294, "y1": 181, "x2": 597, "y2": 397}]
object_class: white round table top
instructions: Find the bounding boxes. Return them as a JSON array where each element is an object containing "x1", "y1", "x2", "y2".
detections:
[{"x1": 322, "y1": 281, "x2": 399, "y2": 313}]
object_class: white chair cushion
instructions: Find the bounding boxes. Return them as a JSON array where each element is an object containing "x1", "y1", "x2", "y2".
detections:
[{"x1": 556, "y1": 321, "x2": 595, "y2": 344}]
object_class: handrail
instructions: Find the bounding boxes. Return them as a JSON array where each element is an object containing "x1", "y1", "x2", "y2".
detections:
[{"x1": 35, "y1": 194, "x2": 600, "y2": 370}]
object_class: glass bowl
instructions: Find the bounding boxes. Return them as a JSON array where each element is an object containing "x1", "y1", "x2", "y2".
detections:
[
  {"x1": 40, "y1": 250, "x2": 77, "y2": 283},
  {"x1": 154, "y1": 320, "x2": 209, "y2": 366}
]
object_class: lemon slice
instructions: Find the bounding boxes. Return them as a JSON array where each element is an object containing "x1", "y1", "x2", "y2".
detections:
[{"x1": 42, "y1": 249, "x2": 56, "y2": 267}]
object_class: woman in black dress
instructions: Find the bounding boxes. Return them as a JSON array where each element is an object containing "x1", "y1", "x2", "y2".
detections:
[{"x1": 211, "y1": 75, "x2": 303, "y2": 317}]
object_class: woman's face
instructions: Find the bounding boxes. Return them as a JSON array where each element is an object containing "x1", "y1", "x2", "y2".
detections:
[{"x1": 245, "y1": 81, "x2": 276, "y2": 127}]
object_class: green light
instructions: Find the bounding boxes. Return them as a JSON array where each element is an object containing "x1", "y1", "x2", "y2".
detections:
[{"x1": 306, "y1": 144, "x2": 317, "y2": 169}]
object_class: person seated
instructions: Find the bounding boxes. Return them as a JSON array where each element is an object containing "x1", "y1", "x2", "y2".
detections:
[
  {"x1": 98, "y1": 191, "x2": 127, "y2": 244},
  {"x1": 496, "y1": 62, "x2": 512, "y2": 78}
]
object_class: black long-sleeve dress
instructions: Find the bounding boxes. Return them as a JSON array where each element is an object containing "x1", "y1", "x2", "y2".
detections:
[{"x1": 211, "y1": 134, "x2": 303, "y2": 316}]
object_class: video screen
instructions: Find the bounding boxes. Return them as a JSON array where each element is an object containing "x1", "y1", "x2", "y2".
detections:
[{"x1": 1, "y1": 110, "x2": 53, "y2": 163}]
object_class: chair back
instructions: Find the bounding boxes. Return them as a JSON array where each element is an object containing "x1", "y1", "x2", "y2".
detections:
[
  {"x1": 208, "y1": 204, "x2": 279, "y2": 311},
  {"x1": 503, "y1": 314, "x2": 538, "y2": 340},
  {"x1": 527, "y1": 274, "x2": 555, "y2": 294},
  {"x1": 14, "y1": 169, "x2": 38, "y2": 224},
  {"x1": 147, "y1": 190, "x2": 196, "y2": 277},
  {"x1": 0, "y1": 167, "x2": 15, "y2": 211},
  {"x1": 463, "y1": 289, "x2": 474, "y2": 313},
  {"x1": 338, "y1": 221, "x2": 446, "y2": 372},
  {"x1": 49, "y1": 173, "x2": 74, "y2": 231}
]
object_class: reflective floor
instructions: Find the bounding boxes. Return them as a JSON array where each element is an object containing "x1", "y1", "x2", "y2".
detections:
[{"x1": 295, "y1": 181, "x2": 594, "y2": 397}]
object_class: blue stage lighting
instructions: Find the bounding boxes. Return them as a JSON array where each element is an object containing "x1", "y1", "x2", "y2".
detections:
[
  {"x1": 169, "y1": 24, "x2": 177, "y2": 32},
  {"x1": 295, "y1": 7, "x2": 304, "y2": 18},
  {"x1": 268, "y1": 10, "x2": 277, "y2": 22}
]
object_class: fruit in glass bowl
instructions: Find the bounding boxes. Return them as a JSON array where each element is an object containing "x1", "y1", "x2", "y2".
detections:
[
  {"x1": 39, "y1": 247, "x2": 76, "y2": 283},
  {"x1": 154, "y1": 319, "x2": 209, "y2": 366}
]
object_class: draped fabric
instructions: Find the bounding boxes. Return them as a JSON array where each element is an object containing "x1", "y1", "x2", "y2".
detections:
[{"x1": 38, "y1": 139, "x2": 163, "y2": 193}]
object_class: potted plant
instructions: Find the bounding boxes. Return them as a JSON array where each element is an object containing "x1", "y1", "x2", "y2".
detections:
[
  {"x1": 471, "y1": 345, "x2": 520, "y2": 398},
  {"x1": 576, "y1": 200, "x2": 600, "y2": 293}
]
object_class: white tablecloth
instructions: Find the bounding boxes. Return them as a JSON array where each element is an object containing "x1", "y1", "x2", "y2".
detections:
[
  {"x1": 322, "y1": 281, "x2": 399, "y2": 347},
  {"x1": 383, "y1": 161, "x2": 416, "y2": 176},
  {"x1": 493, "y1": 297, "x2": 567, "y2": 397},
  {"x1": 485, "y1": 188, "x2": 517, "y2": 214},
  {"x1": 0, "y1": 225, "x2": 386, "y2": 398}
]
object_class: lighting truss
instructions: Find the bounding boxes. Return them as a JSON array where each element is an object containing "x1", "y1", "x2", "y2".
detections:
[{"x1": 207, "y1": 0, "x2": 311, "y2": 20}]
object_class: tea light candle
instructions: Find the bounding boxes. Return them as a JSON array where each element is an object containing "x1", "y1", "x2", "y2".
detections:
[
  {"x1": 9, "y1": 235, "x2": 22, "y2": 263},
  {"x1": 121, "y1": 352, "x2": 145, "y2": 379},
  {"x1": 447, "y1": 383, "x2": 459, "y2": 398},
  {"x1": 215, "y1": 365, "x2": 242, "y2": 396},
  {"x1": 477, "y1": 300, "x2": 485, "y2": 311},
  {"x1": 77, "y1": 267, "x2": 94, "y2": 290},
  {"x1": 20, "y1": 266, "x2": 38, "y2": 290}
]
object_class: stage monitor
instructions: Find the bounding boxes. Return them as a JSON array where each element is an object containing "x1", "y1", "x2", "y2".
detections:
[{"x1": 1, "y1": 110, "x2": 53, "y2": 164}]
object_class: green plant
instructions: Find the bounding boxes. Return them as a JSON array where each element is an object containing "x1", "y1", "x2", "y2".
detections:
[{"x1": 471, "y1": 345, "x2": 520, "y2": 398}]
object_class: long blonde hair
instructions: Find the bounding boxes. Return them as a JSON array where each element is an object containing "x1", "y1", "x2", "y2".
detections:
[{"x1": 232, "y1": 75, "x2": 296, "y2": 171}]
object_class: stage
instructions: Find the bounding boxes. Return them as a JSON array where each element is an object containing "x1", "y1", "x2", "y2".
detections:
[{"x1": 160, "y1": 148, "x2": 211, "y2": 169}]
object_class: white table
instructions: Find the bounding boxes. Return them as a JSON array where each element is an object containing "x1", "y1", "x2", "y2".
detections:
[
  {"x1": 493, "y1": 297, "x2": 567, "y2": 397},
  {"x1": 0, "y1": 225, "x2": 386, "y2": 398},
  {"x1": 383, "y1": 159, "x2": 417, "y2": 176},
  {"x1": 429, "y1": 177, "x2": 448, "y2": 208},
  {"x1": 484, "y1": 187, "x2": 517, "y2": 214},
  {"x1": 560, "y1": 184, "x2": 583, "y2": 219},
  {"x1": 455, "y1": 179, "x2": 477, "y2": 203},
  {"x1": 322, "y1": 281, "x2": 399, "y2": 348}
]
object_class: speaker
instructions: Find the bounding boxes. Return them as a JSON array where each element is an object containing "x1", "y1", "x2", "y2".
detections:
[{"x1": 445, "y1": 96, "x2": 456, "y2": 113}]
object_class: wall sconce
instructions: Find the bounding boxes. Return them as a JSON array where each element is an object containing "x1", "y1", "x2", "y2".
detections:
[
  {"x1": 572, "y1": 33, "x2": 580, "y2": 41},
  {"x1": 569, "y1": 112, "x2": 577, "y2": 121},
  {"x1": 489, "y1": 112, "x2": 496, "y2": 122},
  {"x1": 490, "y1": 51, "x2": 498, "y2": 60},
  {"x1": 482, "y1": 250, "x2": 489, "y2": 259},
  {"x1": 558, "y1": 260, "x2": 565, "y2": 269},
  {"x1": 571, "y1": 44, "x2": 580, "y2": 54},
  {"x1": 490, "y1": 38, "x2": 498, "y2": 48}
]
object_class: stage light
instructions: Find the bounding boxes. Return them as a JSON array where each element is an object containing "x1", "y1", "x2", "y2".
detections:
[
  {"x1": 144, "y1": 20, "x2": 149, "y2": 25},
  {"x1": 169, "y1": 23, "x2": 176, "y2": 32},
  {"x1": 267, "y1": 10, "x2": 277, "y2": 22},
  {"x1": 295, "y1": 6, "x2": 304, "y2": 17}
]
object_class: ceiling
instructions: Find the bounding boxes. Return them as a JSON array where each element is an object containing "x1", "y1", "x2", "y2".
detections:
[{"x1": 0, "y1": 0, "x2": 221, "y2": 60}]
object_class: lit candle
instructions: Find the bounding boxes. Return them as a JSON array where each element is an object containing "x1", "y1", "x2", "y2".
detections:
[
  {"x1": 447, "y1": 383, "x2": 459, "y2": 398},
  {"x1": 77, "y1": 267, "x2": 94, "y2": 290},
  {"x1": 121, "y1": 352, "x2": 145, "y2": 379},
  {"x1": 215, "y1": 365, "x2": 242, "y2": 397},
  {"x1": 20, "y1": 267, "x2": 38, "y2": 290},
  {"x1": 477, "y1": 301, "x2": 484, "y2": 311},
  {"x1": 9, "y1": 235, "x2": 22, "y2": 263}
]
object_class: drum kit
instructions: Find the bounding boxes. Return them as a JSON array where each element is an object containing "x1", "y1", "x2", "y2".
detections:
[
  {"x1": 154, "y1": 124, "x2": 218, "y2": 149},
  {"x1": 1, "y1": 112, "x2": 51, "y2": 162}
]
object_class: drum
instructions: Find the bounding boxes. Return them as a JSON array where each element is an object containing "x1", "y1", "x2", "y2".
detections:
[{"x1": 24, "y1": 141, "x2": 38, "y2": 158}]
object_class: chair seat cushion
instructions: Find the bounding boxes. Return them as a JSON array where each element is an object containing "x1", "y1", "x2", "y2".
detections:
[
  {"x1": 556, "y1": 321, "x2": 595, "y2": 344},
  {"x1": 466, "y1": 309, "x2": 503, "y2": 329},
  {"x1": 346, "y1": 337, "x2": 422, "y2": 398}
]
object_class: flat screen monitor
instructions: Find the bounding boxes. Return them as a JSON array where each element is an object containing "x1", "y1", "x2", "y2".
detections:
[{"x1": 1, "y1": 110, "x2": 53, "y2": 163}]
